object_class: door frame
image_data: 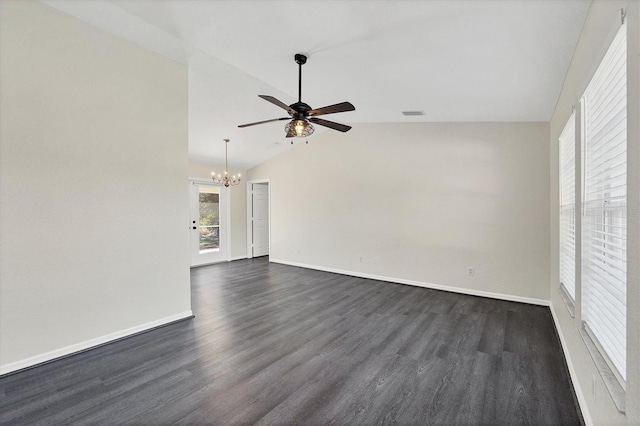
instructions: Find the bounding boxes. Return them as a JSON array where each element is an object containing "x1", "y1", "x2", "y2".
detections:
[
  {"x1": 189, "y1": 178, "x2": 231, "y2": 266},
  {"x1": 246, "y1": 179, "x2": 271, "y2": 259}
]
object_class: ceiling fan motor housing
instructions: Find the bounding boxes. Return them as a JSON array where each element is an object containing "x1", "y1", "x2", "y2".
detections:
[{"x1": 290, "y1": 102, "x2": 311, "y2": 118}]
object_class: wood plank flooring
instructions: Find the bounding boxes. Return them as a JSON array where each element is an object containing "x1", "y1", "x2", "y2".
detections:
[{"x1": 0, "y1": 257, "x2": 582, "y2": 425}]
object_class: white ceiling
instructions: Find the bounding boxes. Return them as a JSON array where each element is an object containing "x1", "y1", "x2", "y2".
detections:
[{"x1": 41, "y1": 0, "x2": 591, "y2": 170}]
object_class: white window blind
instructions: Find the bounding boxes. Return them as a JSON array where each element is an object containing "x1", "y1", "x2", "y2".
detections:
[
  {"x1": 582, "y1": 23, "x2": 627, "y2": 383},
  {"x1": 559, "y1": 113, "x2": 576, "y2": 300}
]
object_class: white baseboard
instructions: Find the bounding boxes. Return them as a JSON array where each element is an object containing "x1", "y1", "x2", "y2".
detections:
[
  {"x1": 0, "y1": 310, "x2": 193, "y2": 376},
  {"x1": 190, "y1": 256, "x2": 248, "y2": 268},
  {"x1": 190, "y1": 260, "x2": 226, "y2": 268},
  {"x1": 269, "y1": 259, "x2": 549, "y2": 306},
  {"x1": 549, "y1": 304, "x2": 592, "y2": 426}
]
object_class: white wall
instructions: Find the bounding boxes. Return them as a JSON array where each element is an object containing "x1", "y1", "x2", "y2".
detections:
[
  {"x1": 549, "y1": 1, "x2": 640, "y2": 424},
  {"x1": 247, "y1": 122, "x2": 550, "y2": 303},
  {"x1": 187, "y1": 50, "x2": 298, "y2": 170},
  {"x1": 189, "y1": 162, "x2": 247, "y2": 260},
  {"x1": 0, "y1": 1, "x2": 191, "y2": 373}
]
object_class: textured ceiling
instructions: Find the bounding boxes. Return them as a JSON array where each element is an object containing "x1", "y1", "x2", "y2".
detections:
[{"x1": 40, "y1": 0, "x2": 591, "y2": 170}]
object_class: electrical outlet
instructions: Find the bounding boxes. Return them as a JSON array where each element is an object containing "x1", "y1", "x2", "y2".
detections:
[{"x1": 467, "y1": 267, "x2": 474, "y2": 276}]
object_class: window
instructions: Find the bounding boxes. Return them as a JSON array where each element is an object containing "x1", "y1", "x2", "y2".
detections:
[
  {"x1": 559, "y1": 112, "x2": 576, "y2": 302},
  {"x1": 581, "y1": 23, "x2": 627, "y2": 385}
]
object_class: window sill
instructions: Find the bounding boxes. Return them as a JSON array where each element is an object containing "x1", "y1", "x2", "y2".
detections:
[
  {"x1": 558, "y1": 283, "x2": 575, "y2": 318},
  {"x1": 579, "y1": 325, "x2": 626, "y2": 414}
]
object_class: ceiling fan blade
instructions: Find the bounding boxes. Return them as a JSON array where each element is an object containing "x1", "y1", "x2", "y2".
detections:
[
  {"x1": 309, "y1": 117, "x2": 352, "y2": 132},
  {"x1": 307, "y1": 101, "x2": 355, "y2": 117},
  {"x1": 258, "y1": 95, "x2": 296, "y2": 115},
  {"x1": 238, "y1": 117, "x2": 290, "y2": 128}
]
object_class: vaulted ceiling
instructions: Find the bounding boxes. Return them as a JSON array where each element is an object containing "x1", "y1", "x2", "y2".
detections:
[{"x1": 41, "y1": 0, "x2": 591, "y2": 170}]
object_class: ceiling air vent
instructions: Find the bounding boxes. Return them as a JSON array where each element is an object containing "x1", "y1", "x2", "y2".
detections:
[{"x1": 402, "y1": 111, "x2": 424, "y2": 116}]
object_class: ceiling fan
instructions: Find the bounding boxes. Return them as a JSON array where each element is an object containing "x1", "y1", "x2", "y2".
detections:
[{"x1": 238, "y1": 53, "x2": 355, "y2": 138}]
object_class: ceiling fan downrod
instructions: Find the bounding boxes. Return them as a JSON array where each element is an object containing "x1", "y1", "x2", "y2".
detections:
[{"x1": 295, "y1": 53, "x2": 307, "y2": 103}]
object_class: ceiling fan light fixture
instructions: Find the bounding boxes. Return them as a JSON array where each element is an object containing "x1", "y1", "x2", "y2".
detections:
[{"x1": 285, "y1": 119, "x2": 314, "y2": 137}]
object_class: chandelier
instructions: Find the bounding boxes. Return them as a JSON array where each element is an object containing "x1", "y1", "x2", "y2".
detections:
[{"x1": 211, "y1": 139, "x2": 241, "y2": 187}]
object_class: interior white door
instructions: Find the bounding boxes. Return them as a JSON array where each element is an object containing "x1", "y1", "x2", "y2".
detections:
[
  {"x1": 252, "y1": 183, "x2": 269, "y2": 257},
  {"x1": 190, "y1": 182, "x2": 227, "y2": 266}
]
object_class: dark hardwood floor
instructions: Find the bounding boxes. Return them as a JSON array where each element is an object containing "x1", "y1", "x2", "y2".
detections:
[{"x1": 0, "y1": 257, "x2": 582, "y2": 425}]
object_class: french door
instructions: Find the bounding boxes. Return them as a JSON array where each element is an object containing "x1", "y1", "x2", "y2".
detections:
[{"x1": 190, "y1": 181, "x2": 228, "y2": 266}]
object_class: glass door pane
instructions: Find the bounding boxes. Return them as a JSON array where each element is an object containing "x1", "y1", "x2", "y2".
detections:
[{"x1": 199, "y1": 190, "x2": 219, "y2": 252}]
